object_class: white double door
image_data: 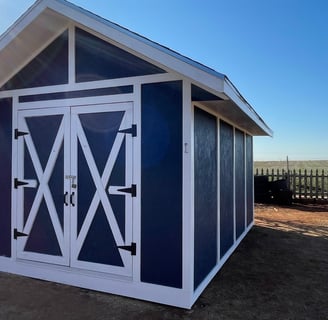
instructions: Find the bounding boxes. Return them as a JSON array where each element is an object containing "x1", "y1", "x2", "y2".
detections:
[{"x1": 15, "y1": 102, "x2": 134, "y2": 277}]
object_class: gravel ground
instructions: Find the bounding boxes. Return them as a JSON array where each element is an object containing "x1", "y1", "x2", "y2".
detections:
[{"x1": 0, "y1": 203, "x2": 327, "y2": 320}]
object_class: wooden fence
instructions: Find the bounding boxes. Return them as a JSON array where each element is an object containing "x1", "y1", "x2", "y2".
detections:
[{"x1": 254, "y1": 168, "x2": 328, "y2": 201}]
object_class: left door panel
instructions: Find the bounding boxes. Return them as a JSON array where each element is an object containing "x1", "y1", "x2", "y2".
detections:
[{"x1": 16, "y1": 108, "x2": 70, "y2": 265}]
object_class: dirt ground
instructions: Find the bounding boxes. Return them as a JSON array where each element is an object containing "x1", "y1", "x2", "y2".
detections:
[{"x1": 0, "y1": 203, "x2": 327, "y2": 320}]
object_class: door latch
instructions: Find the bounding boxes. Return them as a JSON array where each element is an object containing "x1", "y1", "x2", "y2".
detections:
[{"x1": 65, "y1": 175, "x2": 77, "y2": 188}]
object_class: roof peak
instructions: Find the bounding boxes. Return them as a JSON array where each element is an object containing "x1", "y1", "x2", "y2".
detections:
[{"x1": 0, "y1": 0, "x2": 272, "y2": 136}]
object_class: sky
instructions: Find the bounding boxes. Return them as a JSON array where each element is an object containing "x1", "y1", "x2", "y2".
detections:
[{"x1": 0, "y1": 0, "x2": 327, "y2": 161}]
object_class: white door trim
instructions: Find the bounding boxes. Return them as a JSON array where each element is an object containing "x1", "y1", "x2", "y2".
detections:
[{"x1": 15, "y1": 102, "x2": 134, "y2": 277}]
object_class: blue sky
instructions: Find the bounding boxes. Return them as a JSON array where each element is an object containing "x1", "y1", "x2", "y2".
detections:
[{"x1": 1, "y1": 0, "x2": 327, "y2": 161}]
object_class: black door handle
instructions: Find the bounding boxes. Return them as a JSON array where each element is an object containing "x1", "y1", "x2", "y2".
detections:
[
  {"x1": 64, "y1": 192, "x2": 69, "y2": 206},
  {"x1": 70, "y1": 192, "x2": 75, "y2": 207}
]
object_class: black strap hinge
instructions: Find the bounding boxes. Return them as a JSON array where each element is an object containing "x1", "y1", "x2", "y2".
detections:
[
  {"x1": 14, "y1": 178, "x2": 29, "y2": 189},
  {"x1": 117, "y1": 242, "x2": 136, "y2": 256},
  {"x1": 117, "y1": 184, "x2": 136, "y2": 197},
  {"x1": 14, "y1": 228, "x2": 28, "y2": 240},
  {"x1": 119, "y1": 124, "x2": 137, "y2": 137},
  {"x1": 14, "y1": 129, "x2": 29, "y2": 139}
]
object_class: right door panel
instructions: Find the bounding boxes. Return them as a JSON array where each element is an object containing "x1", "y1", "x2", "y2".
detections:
[{"x1": 70, "y1": 102, "x2": 134, "y2": 277}]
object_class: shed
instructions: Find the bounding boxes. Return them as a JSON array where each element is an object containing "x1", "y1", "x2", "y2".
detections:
[{"x1": 0, "y1": 0, "x2": 272, "y2": 308}]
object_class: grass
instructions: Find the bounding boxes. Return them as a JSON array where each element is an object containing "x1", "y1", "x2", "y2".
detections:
[
  {"x1": 254, "y1": 161, "x2": 328, "y2": 199},
  {"x1": 254, "y1": 160, "x2": 328, "y2": 172}
]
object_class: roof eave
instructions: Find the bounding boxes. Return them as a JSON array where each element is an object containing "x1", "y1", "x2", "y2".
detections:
[
  {"x1": 0, "y1": 0, "x2": 272, "y2": 137},
  {"x1": 222, "y1": 77, "x2": 273, "y2": 136},
  {"x1": 0, "y1": 0, "x2": 227, "y2": 94}
]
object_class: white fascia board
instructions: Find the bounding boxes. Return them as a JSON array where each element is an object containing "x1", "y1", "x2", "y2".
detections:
[
  {"x1": 1, "y1": 0, "x2": 271, "y2": 138},
  {"x1": 46, "y1": 0, "x2": 226, "y2": 93},
  {"x1": 223, "y1": 77, "x2": 273, "y2": 137},
  {"x1": 0, "y1": 2, "x2": 69, "y2": 86},
  {"x1": 0, "y1": 0, "x2": 225, "y2": 95}
]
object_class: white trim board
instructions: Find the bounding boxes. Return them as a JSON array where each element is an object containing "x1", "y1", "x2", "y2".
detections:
[
  {"x1": 0, "y1": 0, "x2": 272, "y2": 136},
  {"x1": 0, "y1": 257, "x2": 192, "y2": 309}
]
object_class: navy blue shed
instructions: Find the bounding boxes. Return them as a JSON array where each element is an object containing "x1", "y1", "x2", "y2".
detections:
[{"x1": 0, "y1": 0, "x2": 272, "y2": 308}]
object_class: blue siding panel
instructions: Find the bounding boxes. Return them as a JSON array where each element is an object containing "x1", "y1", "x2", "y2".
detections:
[
  {"x1": 78, "y1": 203, "x2": 124, "y2": 266},
  {"x1": 79, "y1": 111, "x2": 124, "y2": 174},
  {"x1": 48, "y1": 144, "x2": 65, "y2": 229},
  {"x1": 75, "y1": 28, "x2": 165, "y2": 82},
  {"x1": 194, "y1": 107, "x2": 218, "y2": 290},
  {"x1": 0, "y1": 98, "x2": 12, "y2": 257},
  {"x1": 77, "y1": 143, "x2": 97, "y2": 234},
  {"x1": 26, "y1": 115, "x2": 63, "y2": 171},
  {"x1": 24, "y1": 139, "x2": 38, "y2": 225},
  {"x1": 191, "y1": 84, "x2": 222, "y2": 101},
  {"x1": 220, "y1": 120, "x2": 234, "y2": 258},
  {"x1": 0, "y1": 31, "x2": 68, "y2": 91},
  {"x1": 24, "y1": 199, "x2": 62, "y2": 256},
  {"x1": 235, "y1": 129, "x2": 246, "y2": 239},
  {"x1": 23, "y1": 114, "x2": 65, "y2": 256},
  {"x1": 77, "y1": 111, "x2": 126, "y2": 265},
  {"x1": 141, "y1": 81, "x2": 183, "y2": 289},
  {"x1": 19, "y1": 86, "x2": 133, "y2": 103}
]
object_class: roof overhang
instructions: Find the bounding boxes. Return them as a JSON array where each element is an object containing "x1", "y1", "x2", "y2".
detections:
[
  {"x1": 196, "y1": 99, "x2": 272, "y2": 136},
  {"x1": 0, "y1": 0, "x2": 272, "y2": 137},
  {"x1": 221, "y1": 77, "x2": 273, "y2": 136},
  {"x1": 0, "y1": 4, "x2": 68, "y2": 84}
]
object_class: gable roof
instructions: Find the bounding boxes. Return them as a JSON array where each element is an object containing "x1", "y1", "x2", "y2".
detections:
[{"x1": 0, "y1": 0, "x2": 272, "y2": 136}]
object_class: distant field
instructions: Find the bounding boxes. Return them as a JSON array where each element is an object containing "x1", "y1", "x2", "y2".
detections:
[{"x1": 254, "y1": 160, "x2": 328, "y2": 172}]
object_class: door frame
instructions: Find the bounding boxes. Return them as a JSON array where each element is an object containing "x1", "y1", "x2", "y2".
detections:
[{"x1": 12, "y1": 96, "x2": 139, "y2": 280}]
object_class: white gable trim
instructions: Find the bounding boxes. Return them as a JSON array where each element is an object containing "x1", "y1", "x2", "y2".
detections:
[
  {"x1": 45, "y1": 0, "x2": 226, "y2": 94},
  {"x1": 0, "y1": 0, "x2": 272, "y2": 136},
  {"x1": 0, "y1": 1, "x2": 45, "y2": 49},
  {"x1": 0, "y1": 0, "x2": 225, "y2": 93}
]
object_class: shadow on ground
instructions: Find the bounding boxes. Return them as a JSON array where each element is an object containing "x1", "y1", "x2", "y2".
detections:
[{"x1": 1, "y1": 215, "x2": 327, "y2": 320}]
